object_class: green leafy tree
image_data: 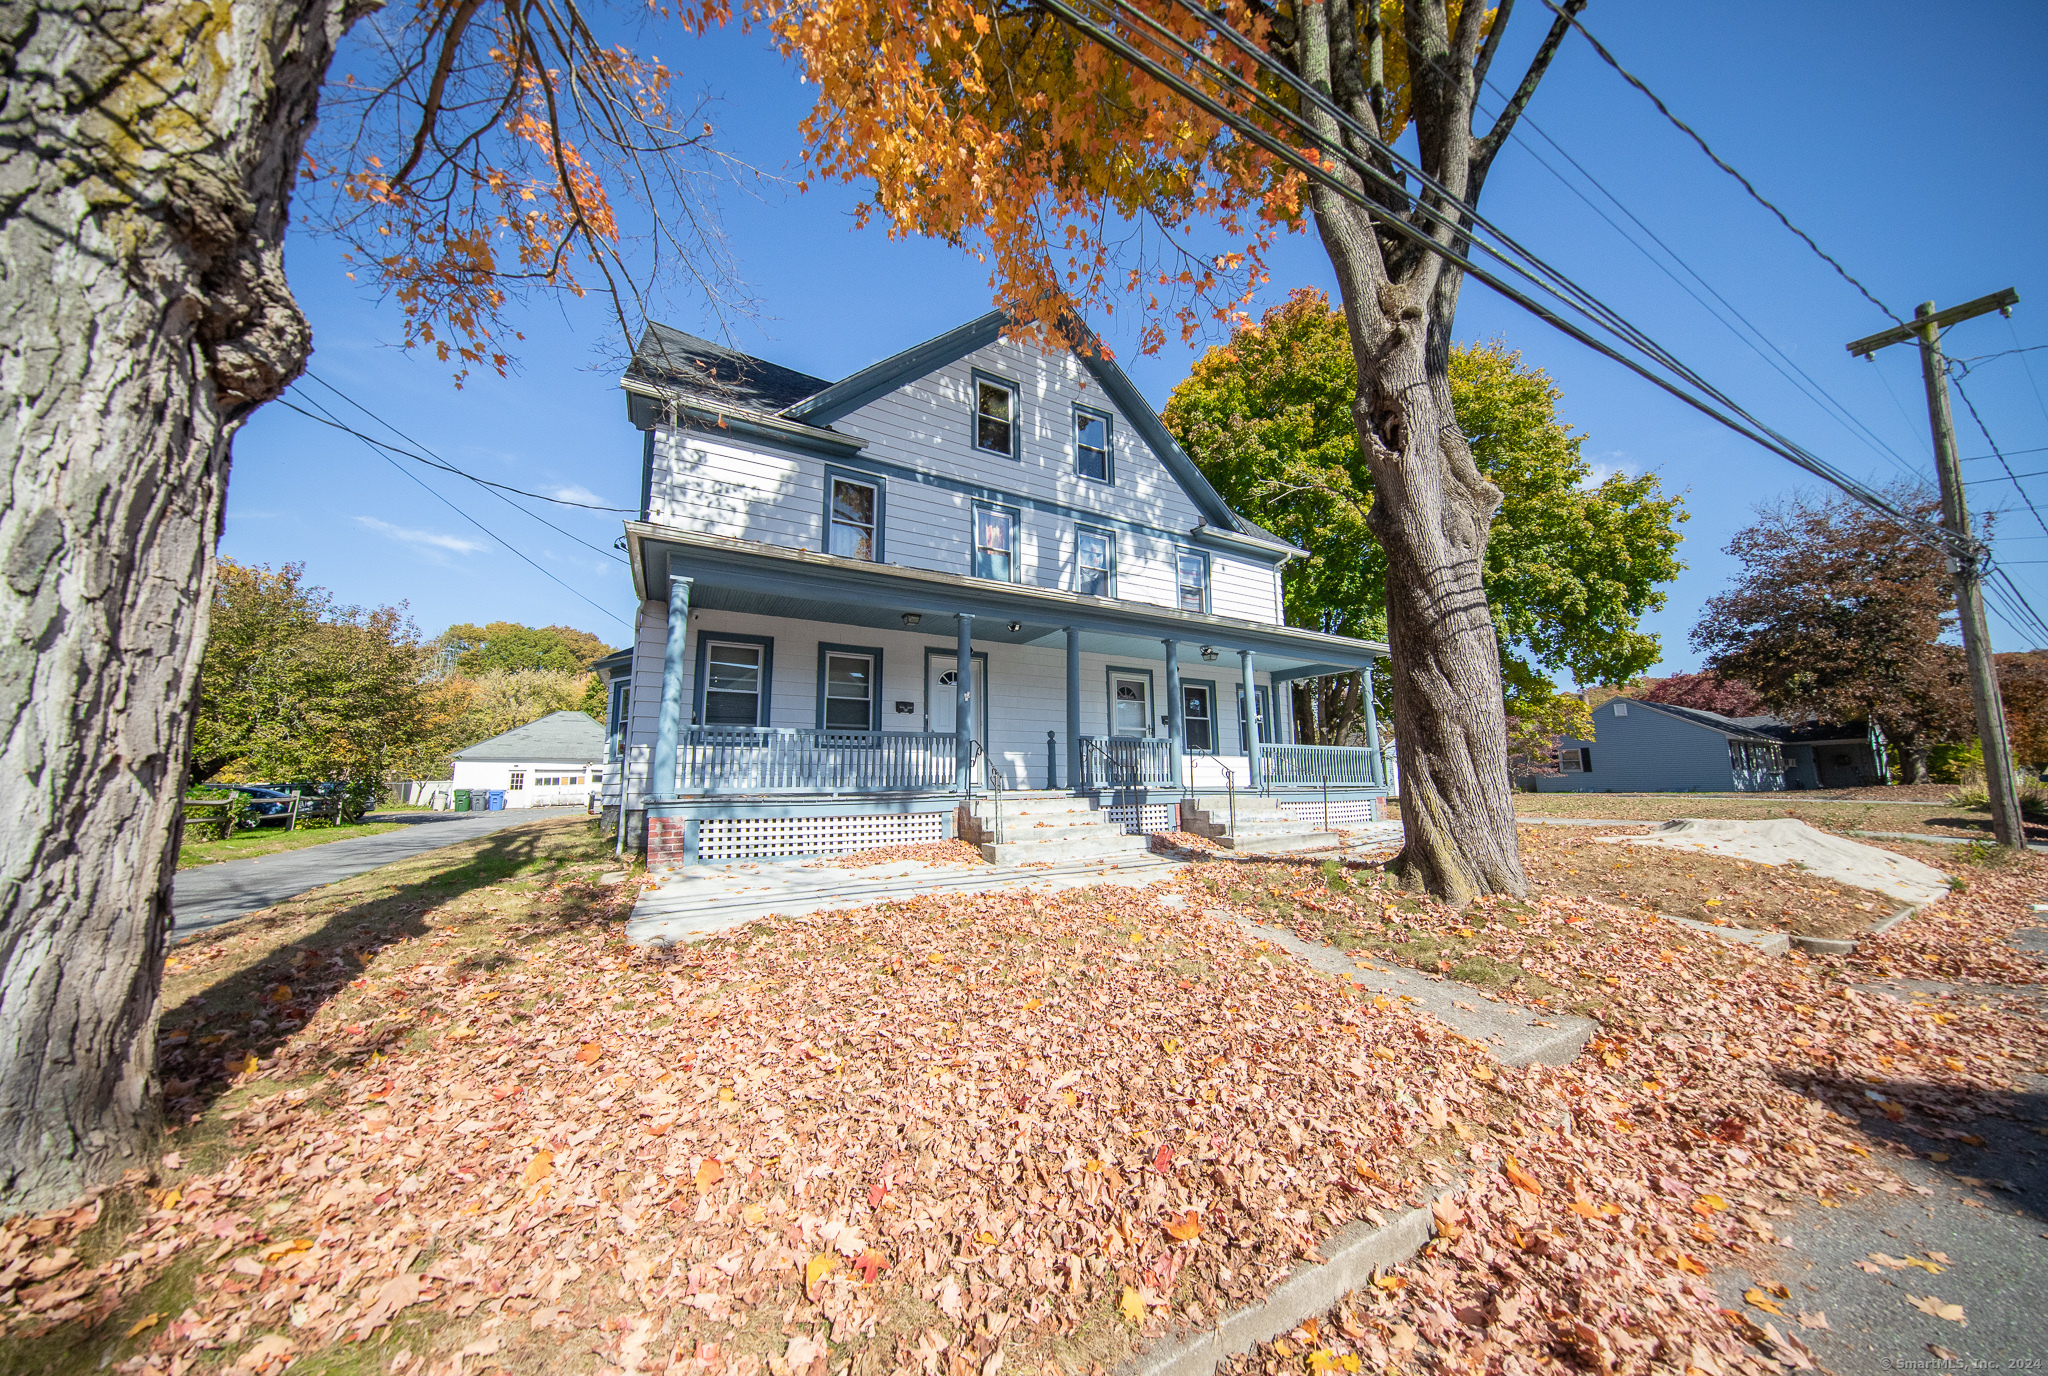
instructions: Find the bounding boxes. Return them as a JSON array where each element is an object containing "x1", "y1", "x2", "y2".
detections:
[
  {"x1": 1163, "y1": 289, "x2": 1685, "y2": 756},
  {"x1": 192, "y1": 562, "x2": 463, "y2": 804},
  {"x1": 1692, "y1": 489, "x2": 1972, "y2": 783},
  {"x1": 440, "y1": 622, "x2": 612, "y2": 675}
]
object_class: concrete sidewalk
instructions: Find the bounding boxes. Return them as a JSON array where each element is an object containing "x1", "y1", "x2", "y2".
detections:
[{"x1": 172, "y1": 806, "x2": 589, "y2": 938}]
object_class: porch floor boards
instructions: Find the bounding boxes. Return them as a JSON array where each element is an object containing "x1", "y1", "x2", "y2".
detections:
[{"x1": 625, "y1": 850, "x2": 1181, "y2": 946}]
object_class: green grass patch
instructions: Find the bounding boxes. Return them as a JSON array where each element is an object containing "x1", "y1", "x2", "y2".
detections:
[{"x1": 176, "y1": 819, "x2": 403, "y2": 869}]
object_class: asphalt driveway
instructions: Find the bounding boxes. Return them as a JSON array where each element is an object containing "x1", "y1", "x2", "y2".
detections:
[{"x1": 171, "y1": 806, "x2": 591, "y2": 937}]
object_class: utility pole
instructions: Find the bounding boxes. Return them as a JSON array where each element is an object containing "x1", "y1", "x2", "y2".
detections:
[{"x1": 1849, "y1": 288, "x2": 2023, "y2": 847}]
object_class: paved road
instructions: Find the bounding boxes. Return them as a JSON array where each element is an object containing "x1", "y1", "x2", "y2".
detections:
[
  {"x1": 1715, "y1": 963, "x2": 2048, "y2": 1373},
  {"x1": 171, "y1": 807, "x2": 591, "y2": 937}
]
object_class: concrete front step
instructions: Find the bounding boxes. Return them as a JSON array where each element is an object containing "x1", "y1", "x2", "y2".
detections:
[
  {"x1": 1182, "y1": 797, "x2": 1342, "y2": 853},
  {"x1": 979, "y1": 830, "x2": 1153, "y2": 865},
  {"x1": 1213, "y1": 830, "x2": 1343, "y2": 853}
]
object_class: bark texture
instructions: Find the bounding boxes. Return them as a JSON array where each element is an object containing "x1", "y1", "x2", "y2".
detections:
[
  {"x1": 1284, "y1": 0, "x2": 1580, "y2": 903},
  {"x1": 0, "y1": 0, "x2": 348, "y2": 1210}
]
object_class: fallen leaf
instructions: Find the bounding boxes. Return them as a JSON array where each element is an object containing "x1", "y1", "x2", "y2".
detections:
[
  {"x1": 696, "y1": 1158, "x2": 725, "y2": 1192},
  {"x1": 1502, "y1": 1157, "x2": 1543, "y2": 1195},
  {"x1": 124, "y1": 1312, "x2": 163, "y2": 1339},
  {"x1": 1119, "y1": 1287, "x2": 1146, "y2": 1327},
  {"x1": 1796, "y1": 1312, "x2": 1830, "y2": 1331},
  {"x1": 1906, "y1": 1295, "x2": 1967, "y2": 1325},
  {"x1": 1164, "y1": 1209, "x2": 1202, "y2": 1241},
  {"x1": 806, "y1": 1253, "x2": 838, "y2": 1295},
  {"x1": 523, "y1": 1151, "x2": 555, "y2": 1187},
  {"x1": 1745, "y1": 1288, "x2": 1786, "y2": 1317},
  {"x1": 1692, "y1": 1193, "x2": 1729, "y2": 1214},
  {"x1": 575, "y1": 1042, "x2": 603, "y2": 1064}
]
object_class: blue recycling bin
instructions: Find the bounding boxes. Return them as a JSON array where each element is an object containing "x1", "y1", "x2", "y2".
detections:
[{"x1": 487, "y1": 789, "x2": 506, "y2": 810}]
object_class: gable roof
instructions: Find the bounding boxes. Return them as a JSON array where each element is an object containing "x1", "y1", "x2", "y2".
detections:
[
  {"x1": 626, "y1": 312, "x2": 1303, "y2": 558},
  {"x1": 1623, "y1": 699, "x2": 1872, "y2": 745},
  {"x1": 631, "y1": 322, "x2": 835, "y2": 415},
  {"x1": 453, "y1": 710, "x2": 606, "y2": 763}
]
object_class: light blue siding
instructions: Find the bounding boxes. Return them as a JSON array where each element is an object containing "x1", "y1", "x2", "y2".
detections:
[{"x1": 1536, "y1": 701, "x2": 1737, "y2": 793}]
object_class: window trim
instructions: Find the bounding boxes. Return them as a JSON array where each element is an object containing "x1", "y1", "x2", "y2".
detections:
[
  {"x1": 692, "y1": 632, "x2": 775, "y2": 728},
  {"x1": 970, "y1": 369, "x2": 1022, "y2": 460},
  {"x1": 823, "y1": 466, "x2": 885, "y2": 563},
  {"x1": 508, "y1": 771, "x2": 526, "y2": 791},
  {"x1": 1073, "y1": 403, "x2": 1114, "y2": 484},
  {"x1": 606, "y1": 676, "x2": 631, "y2": 761},
  {"x1": 1074, "y1": 523, "x2": 1117, "y2": 599},
  {"x1": 816, "y1": 642, "x2": 885, "y2": 732},
  {"x1": 1175, "y1": 548, "x2": 1211, "y2": 614},
  {"x1": 1105, "y1": 665, "x2": 1158, "y2": 739},
  {"x1": 1179, "y1": 677, "x2": 1218, "y2": 754},
  {"x1": 970, "y1": 500, "x2": 1023, "y2": 583}
]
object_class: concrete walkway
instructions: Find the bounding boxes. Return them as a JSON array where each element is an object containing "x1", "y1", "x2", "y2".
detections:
[
  {"x1": 626, "y1": 850, "x2": 1183, "y2": 945},
  {"x1": 172, "y1": 806, "x2": 589, "y2": 938}
]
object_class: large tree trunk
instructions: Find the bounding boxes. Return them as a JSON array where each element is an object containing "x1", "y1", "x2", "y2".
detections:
[
  {"x1": 0, "y1": 0, "x2": 347, "y2": 1211},
  {"x1": 1290, "y1": 0, "x2": 1540, "y2": 904}
]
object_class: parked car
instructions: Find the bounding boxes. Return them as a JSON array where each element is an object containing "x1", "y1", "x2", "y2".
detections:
[{"x1": 223, "y1": 785, "x2": 297, "y2": 826}]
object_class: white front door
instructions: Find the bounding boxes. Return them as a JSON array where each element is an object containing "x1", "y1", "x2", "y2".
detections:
[
  {"x1": 1111, "y1": 675, "x2": 1151, "y2": 737},
  {"x1": 926, "y1": 656, "x2": 986, "y2": 737}
]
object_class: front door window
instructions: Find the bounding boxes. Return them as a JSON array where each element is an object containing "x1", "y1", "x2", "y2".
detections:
[
  {"x1": 1182, "y1": 684, "x2": 1214, "y2": 752},
  {"x1": 1112, "y1": 676, "x2": 1151, "y2": 737},
  {"x1": 926, "y1": 656, "x2": 986, "y2": 737}
]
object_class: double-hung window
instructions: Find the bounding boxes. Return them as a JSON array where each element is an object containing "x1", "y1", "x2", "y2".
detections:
[
  {"x1": 1074, "y1": 406, "x2": 1112, "y2": 482},
  {"x1": 975, "y1": 377, "x2": 1017, "y2": 458},
  {"x1": 703, "y1": 641, "x2": 764, "y2": 726},
  {"x1": 973, "y1": 503, "x2": 1019, "y2": 582},
  {"x1": 1075, "y1": 526, "x2": 1115, "y2": 598},
  {"x1": 1175, "y1": 550, "x2": 1209, "y2": 613},
  {"x1": 822, "y1": 652, "x2": 876, "y2": 731},
  {"x1": 827, "y1": 475, "x2": 879, "y2": 561},
  {"x1": 605, "y1": 678, "x2": 630, "y2": 760}
]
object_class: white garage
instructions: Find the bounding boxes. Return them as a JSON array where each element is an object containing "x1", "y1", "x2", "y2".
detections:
[{"x1": 450, "y1": 711, "x2": 606, "y2": 809}]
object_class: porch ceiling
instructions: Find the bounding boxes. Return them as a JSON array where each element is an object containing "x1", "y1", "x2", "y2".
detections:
[{"x1": 626, "y1": 523, "x2": 1383, "y2": 676}]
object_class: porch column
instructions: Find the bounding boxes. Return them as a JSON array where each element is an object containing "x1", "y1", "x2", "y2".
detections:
[
  {"x1": 1065, "y1": 626, "x2": 1082, "y2": 790},
  {"x1": 1361, "y1": 661, "x2": 1383, "y2": 787},
  {"x1": 651, "y1": 561, "x2": 693, "y2": 801},
  {"x1": 1240, "y1": 648, "x2": 1262, "y2": 790},
  {"x1": 956, "y1": 613, "x2": 975, "y2": 792},
  {"x1": 1163, "y1": 638, "x2": 1184, "y2": 789}
]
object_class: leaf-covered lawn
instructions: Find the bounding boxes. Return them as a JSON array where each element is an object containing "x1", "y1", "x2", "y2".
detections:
[
  {"x1": 1508, "y1": 793, "x2": 2048, "y2": 845},
  {"x1": 5, "y1": 818, "x2": 2045, "y2": 1375}
]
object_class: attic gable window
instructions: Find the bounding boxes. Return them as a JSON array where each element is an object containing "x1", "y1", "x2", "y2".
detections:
[
  {"x1": 1075, "y1": 406, "x2": 1112, "y2": 483},
  {"x1": 975, "y1": 377, "x2": 1017, "y2": 458}
]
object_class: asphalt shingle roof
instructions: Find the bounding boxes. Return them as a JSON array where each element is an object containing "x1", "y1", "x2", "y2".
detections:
[
  {"x1": 630, "y1": 323, "x2": 833, "y2": 415},
  {"x1": 452, "y1": 711, "x2": 606, "y2": 763}
]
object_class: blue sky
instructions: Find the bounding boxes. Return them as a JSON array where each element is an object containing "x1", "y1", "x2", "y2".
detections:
[{"x1": 228, "y1": 1, "x2": 2048, "y2": 675}]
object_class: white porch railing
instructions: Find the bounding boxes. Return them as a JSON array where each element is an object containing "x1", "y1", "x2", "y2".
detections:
[
  {"x1": 1257, "y1": 743, "x2": 1385, "y2": 789},
  {"x1": 1079, "y1": 736, "x2": 1176, "y2": 788},
  {"x1": 679, "y1": 727, "x2": 960, "y2": 794}
]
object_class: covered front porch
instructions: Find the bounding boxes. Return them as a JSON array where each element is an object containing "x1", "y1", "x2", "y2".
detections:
[{"x1": 621, "y1": 526, "x2": 1388, "y2": 861}]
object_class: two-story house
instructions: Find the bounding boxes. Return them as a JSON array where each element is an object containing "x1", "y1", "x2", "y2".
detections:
[{"x1": 601, "y1": 312, "x2": 1390, "y2": 863}]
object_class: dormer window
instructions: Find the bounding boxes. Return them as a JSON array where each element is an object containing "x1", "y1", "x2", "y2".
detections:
[
  {"x1": 827, "y1": 475, "x2": 879, "y2": 561},
  {"x1": 1075, "y1": 406, "x2": 1112, "y2": 482},
  {"x1": 975, "y1": 376, "x2": 1017, "y2": 457},
  {"x1": 1176, "y1": 550, "x2": 1209, "y2": 613}
]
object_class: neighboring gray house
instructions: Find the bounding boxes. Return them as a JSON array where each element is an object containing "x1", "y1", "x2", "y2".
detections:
[{"x1": 1536, "y1": 698, "x2": 1887, "y2": 793}]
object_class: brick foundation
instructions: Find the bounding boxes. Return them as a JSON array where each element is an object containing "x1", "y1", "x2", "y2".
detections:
[{"x1": 647, "y1": 816, "x2": 688, "y2": 865}]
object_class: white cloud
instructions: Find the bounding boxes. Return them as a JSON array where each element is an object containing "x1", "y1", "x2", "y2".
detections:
[
  {"x1": 1579, "y1": 455, "x2": 1637, "y2": 490},
  {"x1": 546, "y1": 484, "x2": 607, "y2": 507},
  {"x1": 354, "y1": 515, "x2": 488, "y2": 555}
]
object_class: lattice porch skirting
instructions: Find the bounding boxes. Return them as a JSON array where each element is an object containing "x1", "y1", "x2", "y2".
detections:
[
  {"x1": 1275, "y1": 796, "x2": 1382, "y2": 827},
  {"x1": 646, "y1": 798, "x2": 956, "y2": 865}
]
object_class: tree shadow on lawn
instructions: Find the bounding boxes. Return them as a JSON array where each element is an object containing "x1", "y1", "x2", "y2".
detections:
[
  {"x1": 156, "y1": 816, "x2": 625, "y2": 1133},
  {"x1": 1777, "y1": 1068, "x2": 2048, "y2": 1223}
]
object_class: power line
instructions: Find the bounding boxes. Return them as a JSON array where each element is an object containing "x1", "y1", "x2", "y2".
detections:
[
  {"x1": 2008, "y1": 319, "x2": 2048, "y2": 431},
  {"x1": 1468, "y1": 85, "x2": 1923, "y2": 484},
  {"x1": 1947, "y1": 369, "x2": 2048, "y2": 541},
  {"x1": 284, "y1": 390, "x2": 632, "y2": 629},
  {"x1": 1047, "y1": 0, "x2": 1954, "y2": 551},
  {"x1": 1961, "y1": 445, "x2": 2048, "y2": 461},
  {"x1": 1542, "y1": 2, "x2": 1903, "y2": 326}
]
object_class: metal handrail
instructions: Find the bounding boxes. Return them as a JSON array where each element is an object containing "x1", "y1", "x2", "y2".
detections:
[
  {"x1": 969, "y1": 740, "x2": 1009, "y2": 844},
  {"x1": 1214, "y1": 755, "x2": 1237, "y2": 840}
]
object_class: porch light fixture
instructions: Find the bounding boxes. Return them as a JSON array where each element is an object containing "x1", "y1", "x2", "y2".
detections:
[
  {"x1": 1007, "y1": 621, "x2": 1022, "y2": 633},
  {"x1": 901, "y1": 612, "x2": 921, "y2": 628},
  {"x1": 1200, "y1": 645, "x2": 1219, "y2": 662}
]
